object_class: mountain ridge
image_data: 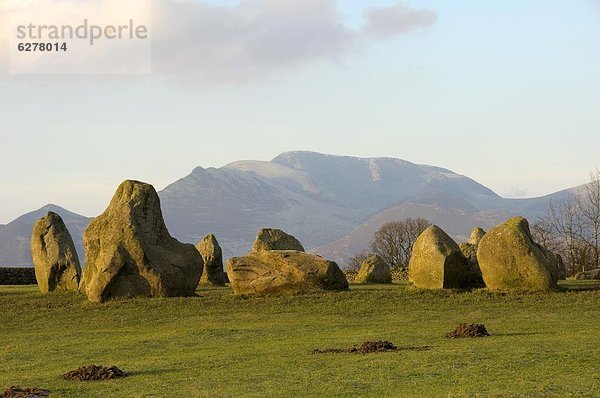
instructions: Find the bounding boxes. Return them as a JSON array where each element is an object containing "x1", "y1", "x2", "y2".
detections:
[{"x1": 0, "y1": 151, "x2": 581, "y2": 267}]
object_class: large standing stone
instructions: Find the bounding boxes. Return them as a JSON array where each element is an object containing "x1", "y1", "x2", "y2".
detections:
[
  {"x1": 80, "y1": 180, "x2": 202, "y2": 303},
  {"x1": 408, "y1": 225, "x2": 468, "y2": 289},
  {"x1": 30, "y1": 212, "x2": 81, "y2": 293},
  {"x1": 477, "y1": 217, "x2": 559, "y2": 291},
  {"x1": 355, "y1": 255, "x2": 392, "y2": 284},
  {"x1": 252, "y1": 228, "x2": 305, "y2": 252},
  {"x1": 226, "y1": 251, "x2": 348, "y2": 295},
  {"x1": 196, "y1": 234, "x2": 226, "y2": 286}
]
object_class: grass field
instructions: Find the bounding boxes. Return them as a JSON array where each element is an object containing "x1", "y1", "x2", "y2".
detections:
[{"x1": 1, "y1": 281, "x2": 600, "y2": 398}]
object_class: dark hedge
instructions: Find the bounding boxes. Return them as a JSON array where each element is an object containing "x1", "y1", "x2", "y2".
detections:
[{"x1": 0, "y1": 267, "x2": 37, "y2": 285}]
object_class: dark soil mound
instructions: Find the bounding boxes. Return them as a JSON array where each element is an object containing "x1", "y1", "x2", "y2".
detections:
[
  {"x1": 353, "y1": 341, "x2": 398, "y2": 353},
  {"x1": 313, "y1": 341, "x2": 431, "y2": 355},
  {"x1": 1, "y1": 386, "x2": 51, "y2": 398},
  {"x1": 63, "y1": 365, "x2": 127, "y2": 381},
  {"x1": 446, "y1": 323, "x2": 490, "y2": 338}
]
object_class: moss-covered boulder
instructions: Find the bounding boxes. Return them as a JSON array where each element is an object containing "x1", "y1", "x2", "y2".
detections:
[
  {"x1": 226, "y1": 251, "x2": 348, "y2": 295},
  {"x1": 252, "y1": 228, "x2": 305, "y2": 252},
  {"x1": 408, "y1": 225, "x2": 468, "y2": 289},
  {"x1": 477, "y1": 217, "x2": 559, "y2": 291},
  {"x1": 575, "y1": 269, "x2": 600, "y2": 280},
  {"x1": 196, "y1": 234, "x2": 226, "y2": 286},
  {"x1": 80, "y1": 180, "x2": 202, "y2": 303},
  {"x1": 30, "y1": 211, "x2": 81, "y2": 293},
  {"x1": 355, "y1": 255, "x2": 392, "y2": 284}
]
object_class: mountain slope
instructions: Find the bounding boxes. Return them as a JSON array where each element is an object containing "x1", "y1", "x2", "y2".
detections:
[
  {"x1": 159, "y1": 151, "x2": 585, "y2": 264},
  {"x1": 158, "y1": 151, "x2": 504, "y2": 258},
  {"x1": 314, "y1": 203, "x2": 512, "y2": 265},
  {"x1": 159, "y1": 163, "x2": 362, "y2": 259},
  {"x1": 0, "y1": 205, "x2": 91, "y2": 267},
  {"x1": 313, "y1": 184, "x2": 584, "y2": 266},
  {"x1": 0, "y1": 151, "x2": 583, "y2": 267}
]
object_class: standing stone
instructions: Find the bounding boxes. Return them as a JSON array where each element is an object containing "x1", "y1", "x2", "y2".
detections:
[
  {"x1": 80, "y1": 180, "x2": 202, "y2": 303},
  {"x1": 226, "y1": 251, "x2": 348, "y2": 295},
  {"x1": 30, "y1": 212, "x2": 81, "y2": 293},
  {"x1": 477, "y1": 217, "x2": 559, "y2": 291},
  {"x1": 252, "y1": 228, "x2": 305, "y2": 252},
  {"x1": 197, "y1": 234, "x2": 226, "y2": 286},
  {"x1": 355, "y1": 255, "x2": 392, "y2": 284},
  {"x1": 468, "y1": 227, "x2": 486, "y2": 245},
  {"x1": 458, "y1": 243, "x2": 485, "y2": 288},
  {"x1": 546, "y1": 252, "x2": 566, "y2": 281},
  {"x1": 459, "y1": 228, "x2": 487, "y2": 288},
  {"x1": 408, "y1": 225, "x2": 468, "y2": 289},
  {"x1": 558, "y1": 256, "x2": 567, "y2": 280}
]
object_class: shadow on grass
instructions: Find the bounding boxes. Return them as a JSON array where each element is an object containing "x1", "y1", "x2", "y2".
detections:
[
  {"x1": 559, "y1": 280, "x2": 600, "y2": 292},
  {"x1": 126, "y1": 367, "x2": 181, "y2": 377},
  {"x1": 491, "y1": 332, "x2": 539, "y2": 337}
]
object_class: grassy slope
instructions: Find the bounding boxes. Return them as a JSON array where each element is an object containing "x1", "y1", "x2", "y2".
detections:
[{"x1": 1, "y1": 282, "x2": 600, "y2": 398}]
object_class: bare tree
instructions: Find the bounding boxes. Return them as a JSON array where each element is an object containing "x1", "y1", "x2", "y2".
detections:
[
  {"x1": 532, "y1": 216, "x2": 561, "y2": 254},
  {"x1": 577, "y1": 168, "x2": 600, "y2": 270},
  {"x1": 534, "y1": 210, "x2": 590, "y2": 275},
  {"x1": 346, "y1": 250, "x2": 371, "y2": 271},
  {"x1": 370, "y1": 218, "x2": 431, "y2": 272},
  {"x1": 547, "y1": 195, "x2": 585, "y2": 272},
  {"x1": 539, "y1": 169, "x2": 600, "y2": 275}
]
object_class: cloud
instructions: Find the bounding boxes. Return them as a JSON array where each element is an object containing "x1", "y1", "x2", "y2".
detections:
[
  {"x1": 0, "y1": 0, "x2": 438, "y2": 84},
  {"x1": 152, "y1": 0, "x2": 357, "y2": 84},
  {"x1": 364, "y1": 2, "x2": 437, "y2": 38},
  {"x1": 153, "y1": 0, "x2": 437, "y2": 85}
]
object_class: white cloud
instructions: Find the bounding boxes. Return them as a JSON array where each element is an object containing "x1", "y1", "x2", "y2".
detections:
[
  {"x1": 152, "y1": 0, "x2": 437, "y2": 85},
  {"x1": 151, "y1": 0, "x2": 357, "y2": 84},
  {"x1": 364, "y1": 2, "x2": 437, "y2": 38}
]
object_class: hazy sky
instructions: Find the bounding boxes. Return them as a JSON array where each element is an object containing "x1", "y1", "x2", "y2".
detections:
[{"x1": 1, "y1": 0, "x2": 600, "y2": 224}]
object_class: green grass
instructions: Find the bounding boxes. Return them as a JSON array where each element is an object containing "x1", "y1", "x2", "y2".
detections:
[{"x1": 1, "y1": 282, "x2": 600, "y2": 397}]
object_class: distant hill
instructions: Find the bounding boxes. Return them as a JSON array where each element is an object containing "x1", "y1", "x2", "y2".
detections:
[
  {"x1": 158, "y1": 151, "x2": 578, "y2": 263},
  {"x1": 0, "y1": 205, "x2": 91, "y2": 267},
  {"x1": 314, "y1": 190, "x2": 583, "y2": 265},
  {"x1": 0, "y1": 151, "x2": 581, "y2": 267},
  {"x1": 158, "y1": 151, "x2": 504, "y2": 259}
]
